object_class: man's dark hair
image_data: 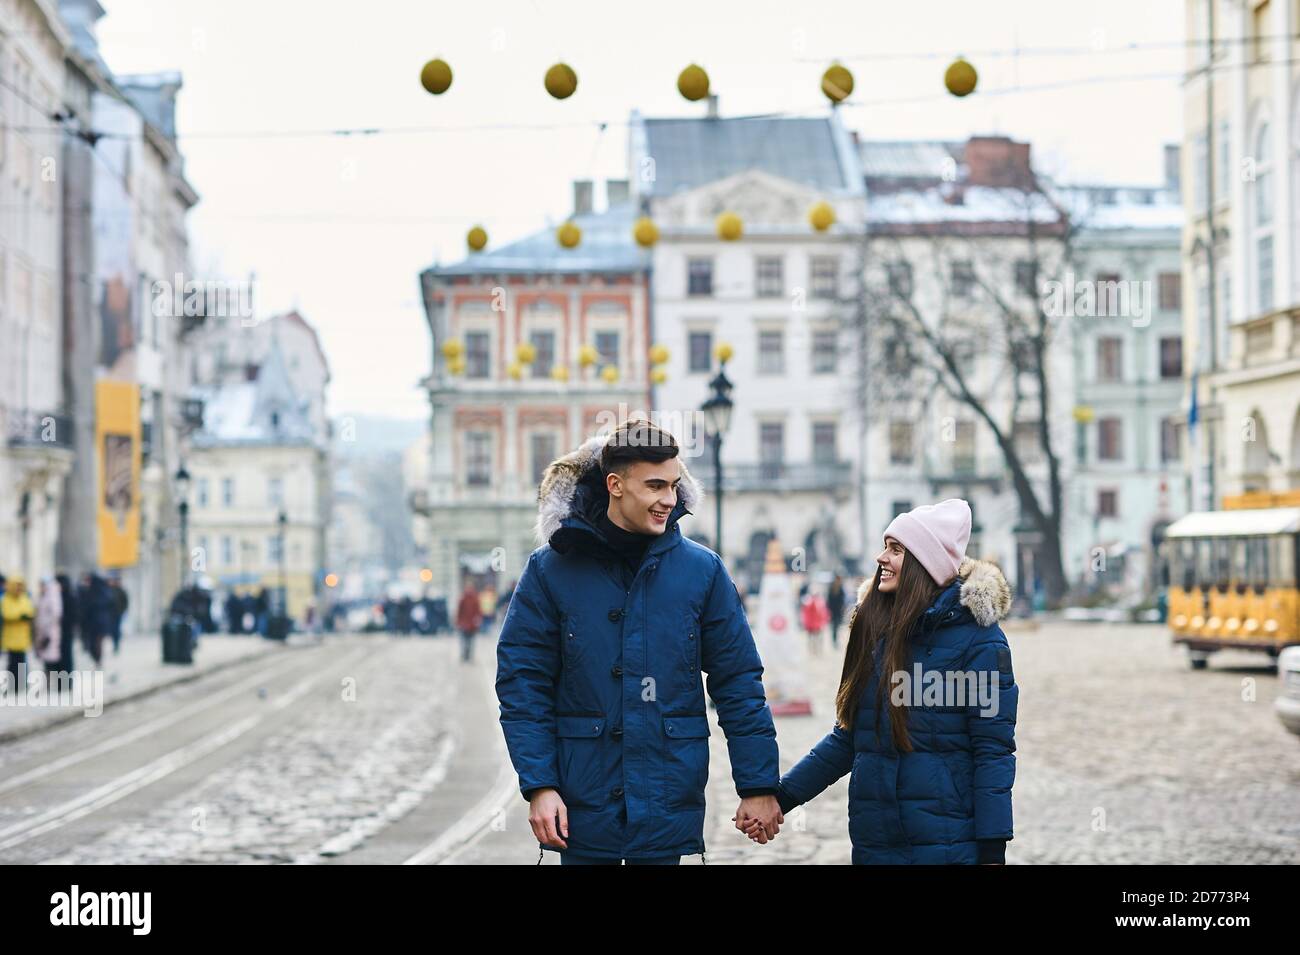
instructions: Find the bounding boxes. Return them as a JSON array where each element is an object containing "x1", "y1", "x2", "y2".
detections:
[{"x1": 601, "y1": 419, "x2": 679, "y2": 477}]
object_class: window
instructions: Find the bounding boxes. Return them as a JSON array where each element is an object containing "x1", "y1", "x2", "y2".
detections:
[
  {"x1": 810, "y1": 257, "x2": 838, "y2": 299},
  {"x1": 529, "y1": 330, "x2": 555, "y2": 378},
  {"x1": 1253, "y1": 121, "x2": 1274, "y2": 312},
  {"x1": 465, "y1": 431, "x2": 492, "y2": 486},
  {"x1": 755, "y1": 256, "x2": 783, "y2": 298},
  {"x1": 951, "y1": 261, "x2": 976, "y2": 298},
  {"x1": 1096, "y1": 337, "x2": 1123, "y2": 382},
  {"x1": 197, "y1": 478, "x2": 209, "y2": 508},
  {"x1": 530, "y1": 433, "x2": 557, "y2": 486},
  {"x1": 1094, "y1": 273, "x2": 1121, "y2": 317},
  {"x1": 885, "y1": 337, "x2": 912, "y2": 377},
  {"x1": 887, "y1": 261, "x2": 913, "y2": 298},
  {"x1": 221, "y1": 536, "x2": 233, "y2": 566},
  {"x1": 1257, "y1": 235, "x2": 1274, "y2": 312},
  {"x1": 759, "y1": 423, "x2": 785, "y2": 479},
  {"x1": 221, "y1": 477, "x2": 235, "y2": 507},
  {"x1": 687, "y1": 258, "x2": 713, "y2": 296},
  {"x1": 595, "y1": 330, "x2": 620, "y2": 370},
  {"x1": 268, "y1": 535, "x2": 283, "y2": 563},
  {"x1": 889, "y1": 421, "x2": 914, "y2": 465},
  {"x1": 811, "y1": 329, "x2": 837, "y2": 374},
  {"x1": 953, "y1": 421, "x2": 976, "y2": 473},
  {"x1": 890, "y1": 500, "x2": 913, "y2": 520},
  {"x1": 757, "y1": 330, "x2": 784, "y2": 374},
  {"x1": 1159, "y1": 337, "x2": 1183, "y2": 379},
  {"x1": 1097, "y1": 418, "x2": 1123, "y2": 462},
  {"x1": 268, "y1": 477, "x2": 283, "y2": 507},
  {"x1": 688, "y1": 330, "x2": 713, "y2": 373},
  {"x1": 812, "y1": 422, "x2": 837, "y2": 465},
  {"x1": 1013, "y1": 421, "x2": 1042, "y2": 464},
  {"x1": 1014, "y1": 259, "x2": 1037, "y2": 297},
  {"x1": 1157, "y1": 272, "x2": 1181, "y2": 310},
  {"x1": 1160, "y1": 417, "x2": 1181, "y2": 463},
  {"x1": 465, "y1": 331, "x2": 491, "y2": 379},
  {"x1": 1097, "y1": 489, "x2": 1118, "y2": 518}
]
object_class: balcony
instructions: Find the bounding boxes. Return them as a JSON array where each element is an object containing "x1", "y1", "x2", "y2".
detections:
[
  {"x1": 688, "y1": 460, "x2": 855, "y2": 493},
  {"x1": 4, "y1": 409, "x2": 73, "y2": 451},
  {"x1": 1231, "y1": 307, "x2": 1300, "y2": 371}
]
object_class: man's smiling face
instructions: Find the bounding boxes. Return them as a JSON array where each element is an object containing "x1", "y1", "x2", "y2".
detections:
[{"x1": 606, "y1": 458, "x2": 681, "y2": 535}]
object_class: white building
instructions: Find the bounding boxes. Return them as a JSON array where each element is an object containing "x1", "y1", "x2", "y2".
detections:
[
  {"x1": 630, "y1": 108, "x2": 868, "y2": 583},
  {"x1": 0, "y1": 0, "x2": 73, "y2": 584},
  {"x1": 1183, "y1": 0, "x2": 1300, "y2": 504}
]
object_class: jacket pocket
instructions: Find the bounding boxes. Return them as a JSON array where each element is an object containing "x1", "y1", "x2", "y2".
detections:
[
  {"x1": 681, "y1": 610, "x2": 702, "y2": 676},
  {"x1": 560, "y1": 613, "x2": 581, "y2": 694},
  {"x1": 556, "y1": 713, "x2": 607, "y2": 810},
  {"x1": 662, "y1": 713, "x2": 710, "y2": 810}
]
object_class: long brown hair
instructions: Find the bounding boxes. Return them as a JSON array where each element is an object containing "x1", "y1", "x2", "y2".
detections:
[{"x1": 834, "y1": 550, "x2": 945, "y2": 751}]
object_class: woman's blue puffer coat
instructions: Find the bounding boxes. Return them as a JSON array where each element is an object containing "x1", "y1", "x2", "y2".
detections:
[
  {"x1": 778, "y1": 558, "x2": 1018, "y2": 864},
  {"x1": 496, "y1": 437, "x2": 779, "y2": 860}
]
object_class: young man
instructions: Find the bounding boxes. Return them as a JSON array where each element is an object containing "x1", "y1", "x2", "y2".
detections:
[{"x1": 496, "y1": 420, "x2": 782, "y2": 864}]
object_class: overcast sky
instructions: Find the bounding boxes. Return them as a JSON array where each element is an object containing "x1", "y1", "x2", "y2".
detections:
[{"x1": 96, "y1": 0, "x2": 1184, "y2": 421}]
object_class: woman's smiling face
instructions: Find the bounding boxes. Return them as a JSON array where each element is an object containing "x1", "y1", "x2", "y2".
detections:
[{"x1": 875, "y1": 537, "x2": 906, "y2": 592}]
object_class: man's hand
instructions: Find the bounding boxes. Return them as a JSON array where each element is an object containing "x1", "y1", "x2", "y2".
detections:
[
  {"x1": 732, "y1": 794, "x2": 783, "y2": 844},
  {"x1": 528, "y1": 788, "x2": 568, "y2": 849}
]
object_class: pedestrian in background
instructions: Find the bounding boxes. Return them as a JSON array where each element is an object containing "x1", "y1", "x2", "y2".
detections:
[
  {"x1": 478, "y1": 584, "x2": 497, "y2": 633},
  {"x1": 107, "y1": 575, "x2": 128, "y2": 654},
  {"x1": 455, "y1": 581, "x2": 481, "y2": 663},
  {"x1": 34, "y1": 577, "x2": 62, "y2": 683},
  {"x1": 55, "y1": 574, "x2": 78, "y2": 675},
  {"x1": 1, "y1": 576, "x2": 36, "y2": 685},
  {"x1": 826, "y1": 575, "x2": 846, "y2": 650},
  {"x1": 78, "y1": 573, "x2": 111, "y2": 665},
  {"x1": 800, "y1": 587, "x2": 831, "y2": 656}
]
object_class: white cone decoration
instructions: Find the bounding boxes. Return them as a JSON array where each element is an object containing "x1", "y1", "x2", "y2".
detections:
[{"x1": 750, "y1": 537, "x2": 813, "y2": 716}]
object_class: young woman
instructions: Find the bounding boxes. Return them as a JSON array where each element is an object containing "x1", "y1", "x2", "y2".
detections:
[{"x1": 744, "y1": 499, "x2": 1018, "y2": 864}]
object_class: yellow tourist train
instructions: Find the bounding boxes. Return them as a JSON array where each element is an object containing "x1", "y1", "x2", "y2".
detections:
[{"x1": 1164, "y1": 491, "x2": 1300, "y2": 669}]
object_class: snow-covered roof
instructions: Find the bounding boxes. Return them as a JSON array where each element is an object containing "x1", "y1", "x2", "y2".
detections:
[
  {"x1": 192, "y1": 336, "x2": 318, "y2": 447},
  {"x1": 867, "y1": 185, "x2": 1062, "y2": 226},
  {"x1": 1052, "y1": 185, "x2": 1183, "y2": 233}
]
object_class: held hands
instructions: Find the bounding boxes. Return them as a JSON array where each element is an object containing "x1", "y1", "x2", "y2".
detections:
[
  {"x1": 732, "y1": 794, "x2": 783, "y2": 845},
  {"x1": 528, "y1": 788, "x2": 568, "y2": 849}
]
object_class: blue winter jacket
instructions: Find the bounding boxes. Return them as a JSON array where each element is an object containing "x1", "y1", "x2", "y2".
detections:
[
  {"x1": 496, "y1": 437, "x2": 779, "y2": 860},
  {"x1": 778, "y1": 558, "x2": 1018, "y2": 865}
]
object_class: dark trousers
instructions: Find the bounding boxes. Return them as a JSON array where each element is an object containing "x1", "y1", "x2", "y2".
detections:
[
  {"x1": 458, "y1": 629, "x2": 475, "y2": 662},
  {"x1": 560, "y1": 854, "x2": 680, "y2": 866}
]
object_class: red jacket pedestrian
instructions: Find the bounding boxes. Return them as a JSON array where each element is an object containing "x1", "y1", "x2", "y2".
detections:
[{"x1": 456, "y1": 585, "x2": 482, "y2": 634}]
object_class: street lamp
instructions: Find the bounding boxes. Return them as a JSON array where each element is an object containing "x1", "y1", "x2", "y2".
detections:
[
  {"x1": 700, "y1": 363, "x2": 734, "y2": 561},
  {"x1": 277, "y1": 509, "x2": 288, "y2": 617},
  {"x1": 174, "y1": 463, "x2": 191, "y2": 590}
]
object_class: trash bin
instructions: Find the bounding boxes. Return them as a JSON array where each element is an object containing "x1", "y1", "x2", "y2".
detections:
[
  {"x1": 265, "y1": 614, "x2": 291, "y2": 641},
  {"x1": 162, "y1": 615, "x2": 194, "y2": 664}
]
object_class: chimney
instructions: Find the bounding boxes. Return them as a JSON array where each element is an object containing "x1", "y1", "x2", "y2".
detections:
[
  {"x1": 963, "y1": 136, "x2": 1034, "y2": 189},
  {"x1": 1163, "y1": 144, "x2": 1181, "y2": 198},
  {"x1": 572, "y1": 179, "x2": 594, "y2": 216},
  {"x1": 606, "y1": 178, "x2": 630, "y2": 207},
  {"x1": 706, "y1": 94, "x2": 719, "y2": 119}
]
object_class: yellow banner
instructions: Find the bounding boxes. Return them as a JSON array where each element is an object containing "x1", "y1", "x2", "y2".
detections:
[{"x1": 95, "y1": 380, "x2": 141, "y2": 568}]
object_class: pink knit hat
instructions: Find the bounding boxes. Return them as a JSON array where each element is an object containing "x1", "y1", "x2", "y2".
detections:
[{"x1": 882, "y1": 499, "x2": 972, "y2": 585}]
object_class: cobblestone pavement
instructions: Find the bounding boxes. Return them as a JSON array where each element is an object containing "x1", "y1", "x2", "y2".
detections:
[{"x1": 3, "y1": 623, "x2": 1296, "y2": 864}]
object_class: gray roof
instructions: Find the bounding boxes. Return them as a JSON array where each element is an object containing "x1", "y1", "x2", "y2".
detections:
[
  {"x1": 635, "y1": 113, "x2": 861, "y2": 196},
  {"x1": 858, "y1": 140, "x2": 964, "y2": 181},
  {"x1": 425, "y1": 203, "x2": 648, "y2": 278}
]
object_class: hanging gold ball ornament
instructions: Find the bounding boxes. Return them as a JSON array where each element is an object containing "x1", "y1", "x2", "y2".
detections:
[
  {"x1": 716, "y1": 211, "x2": 743, "y2": 241},
  {"x1": 633, "y1": 217, "x2": 660, "y2": 248},
  {"x1": 650, "y1": 367, "x2": 668, "y2": 385},
  {"x1": 557, "y1": 221, "x2": 582, "y2": 248},
  {"x1": 516, "y1": 341, "x2": 536, "y2": 364},
  {"x1": 808, "y1": 201, "x2": 836, "y2": 232},
  {"x1": 551, "y1": 364, "x2": 570, "y2": 382},
  {"x1": 447, "y1": 356, "x2": 466, "y2": 376},
  {"x1": 600, "y1": 364, "x2": 619, "y2": 384},
  {"x1": 544, "y1": 62, "x2": 578, "y2": 99},
  {"x1": 420, "y1": 58, "x2": 453, "y2": 95},
  {"x1": 507, "y1": 361, "x2": 523, "y2": 380},
  {"x1": 715, "y1": 342, "x2": 734, "y2": 363},
  {"x1": 577, "y1": 344, "x2": 598, "y2": 367},
  {"x1": 944, "y1": 57, "x2": 978, "y2": 97},
  {"x1": 466, "y1": 226, "x2": 488, "y2": 251},
  {"x1": 649, "y1": 343, "x2": 669, "y2": 365},
  {"x1": 821, "y1": 63, "x2": 854, "y2": 103},
  {"x1": 441, "y1": 339, "x2": 464, "y2": 360},
  {"x1": 677, "y1": 63, "x2": 710, "y2": 101}
]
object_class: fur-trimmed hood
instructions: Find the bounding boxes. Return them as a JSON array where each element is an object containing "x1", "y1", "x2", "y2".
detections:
[
  {"x1": 534, "y1": 435, "x2": 704, "y2": 547},
  {"x1": 854, "y1": 556, "x2": 1013, "y2": 628}
]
